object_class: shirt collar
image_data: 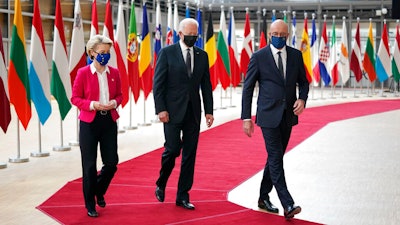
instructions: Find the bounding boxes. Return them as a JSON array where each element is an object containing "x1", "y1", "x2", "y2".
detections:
[
  {"x1": 270, "y1": 44, "x2": 286, "y2": 55},
  {"x1": 90, "y1": 63, "x2": 110, "y2": 75},
  {"x1": 179, "y1": 40, "x2": 193, "y2": 52}
]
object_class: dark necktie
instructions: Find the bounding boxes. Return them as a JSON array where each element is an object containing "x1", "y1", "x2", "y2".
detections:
[
  {"x1": 186, "y1": 48, "x2": 191, "y2": 78},
  {"x1": 277, "y1": 51, "x2": 284, "y2": 78}
]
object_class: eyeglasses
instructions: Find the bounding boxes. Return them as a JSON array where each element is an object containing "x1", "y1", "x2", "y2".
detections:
[{"x1": 271, "y1": 32, "x2": 288, "y2": 37}]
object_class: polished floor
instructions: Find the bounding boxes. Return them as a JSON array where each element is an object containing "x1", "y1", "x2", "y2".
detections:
[{"x1": 0, "y1": 86, "x2": 399, "y2": 225}]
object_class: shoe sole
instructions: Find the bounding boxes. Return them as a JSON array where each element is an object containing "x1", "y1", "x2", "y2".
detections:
[
  {"x1": 285, "y1": 207, "x2": 301, "y2": 219},
  {"x1": 176, "y1": 202, "x2": 195, "y2": 210},
  {"x1": 258, "y1": 205, "x2": 279, "y2": 214}
]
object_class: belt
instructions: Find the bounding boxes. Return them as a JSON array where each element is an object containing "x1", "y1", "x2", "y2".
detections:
[{"x1": 99, "y1": 110, "x2": 108, "y2": 115}]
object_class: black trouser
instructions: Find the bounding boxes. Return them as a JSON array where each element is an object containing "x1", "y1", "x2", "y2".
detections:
[
  {"x1": 79, "y1": 112, "x2": 119, "y2": 211},
  {"x1": 156, "y1": 104, "x2": 200, "y2": 201},
  {"x1": 260, "y1": 111, "x2": 294, "y2": 208}
]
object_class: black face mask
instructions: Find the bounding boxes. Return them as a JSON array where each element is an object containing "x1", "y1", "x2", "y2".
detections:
[{"x1": 183, "y1": 35, "x2": 198, "y2": 47}]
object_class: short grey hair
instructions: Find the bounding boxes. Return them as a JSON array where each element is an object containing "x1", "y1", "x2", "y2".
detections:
[
  {"x1": 86, "y1": 34, "x2": 113, "y2": 55},
  {"x1": 178, "y1": 18, "x2": 198, "y2": 32}
]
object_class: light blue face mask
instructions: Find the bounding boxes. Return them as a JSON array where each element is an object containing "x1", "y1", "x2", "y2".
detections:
[
  {"x1": 271, "y1": 36, "x2": 286, "y2": 49},
  {"x1": 95, "y1": 52, "x2": 111, "y2": 66}
]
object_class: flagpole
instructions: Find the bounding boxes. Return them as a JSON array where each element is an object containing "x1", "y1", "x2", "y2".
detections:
[
  {"x1": 69, "y1": 108, "x2": 79, "y2": 146},
  {"x1": 53, "y1": 118, "x2": 71, "y2": 151},
  {"x1": 353, "y1": 78, "x2": 358, "y2": 97},
  {"x1": 228, "y1": 85, "x2": 235, "y2": 108},
  {"x1": 379, "y1": 82, "x2": 386, "y2": 97},
  {"x1": 9, "y1": 120, "x2": 29, "y2": 163},
  {"x1": 124, "y1": 94, "x2": 138, "y2": 130},
  {"x1": 219, "y1": 87, "x2": 227, "y2": 109},
  {"x1": 139, "y1": 96, "x2": 151, "y2": 126},
  {"x1": 30, "y1": 121, "x2": 50, "y2": 157},
  {"x1": 117, "y1": 108, "x2": 126, "y2": 133}
]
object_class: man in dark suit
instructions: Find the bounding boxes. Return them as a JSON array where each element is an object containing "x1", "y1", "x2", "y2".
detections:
[
  {"x1": 241, "y1": 19, "x2": 309, "y2": 220},
  {"x1": 153, "y1": 18, "x2": 214, "y2": 210}
]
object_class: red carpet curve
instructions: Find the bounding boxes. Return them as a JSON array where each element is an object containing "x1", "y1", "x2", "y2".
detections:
[{"x1": 37, "y1": 99, "x2": 400, "y2": 225}]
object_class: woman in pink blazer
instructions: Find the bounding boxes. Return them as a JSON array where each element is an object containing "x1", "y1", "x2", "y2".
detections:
[{"x1": 71, "y1": 35, "x2": 123, "y2": 218}]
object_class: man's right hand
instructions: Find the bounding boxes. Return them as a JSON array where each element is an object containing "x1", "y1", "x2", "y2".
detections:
[
  {"x1": 243, "y1": 120, "x2": 254, "y2": 137},
  {"x1": 158, "y1": 111, "x2": 169, "y2": 123}
]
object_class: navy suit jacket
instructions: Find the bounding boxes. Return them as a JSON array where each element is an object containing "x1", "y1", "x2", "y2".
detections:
[
  {"x1": 241, "y1": 45, "x2": 309, "y2": 128},
  {"x1": 153, "y1": 43, "x2": 213, "y2": 125}
]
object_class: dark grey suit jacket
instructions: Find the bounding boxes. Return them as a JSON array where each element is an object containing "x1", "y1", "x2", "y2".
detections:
[
  {"x1": 241, "y1": 45, "x2": 309, "y2": 128},
  {"x1": 153, "y1": 43, "x2": 213, "y2": 125}
]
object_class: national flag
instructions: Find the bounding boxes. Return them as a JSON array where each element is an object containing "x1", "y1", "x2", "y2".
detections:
[
  {"x1": 88, "y1": 0, "x2": 98, "y2": 64},
  {"x1": 195, "y1": 8, "x2": 203, "y2": 49},
  {"x1": 350, "y1": 18, "x2": 363, "y2": 82},
  {"x1": 329, "y1": 16, "x2": 339, "y2": 86},
  {"x1": 272, "y1": 9, "x2": 276, "y2": 22},
  {"x1": 90, "y1": 0, "x2": 98, "y2": 38},
  {"x1": 291, "y1": 11, "x2": 297, "y2": 48},
  {"x1": 376, "y1": 20, "x2": 391, "y2": 82},
  {"x1": 363, "y1": 19, "x2": 377, "y2": 82},
  {"x1": 51, "y1": 0, "x2": 72, "y2": 120},
  {"x1": 216, "y1": 7, "x2": 231, "y2": 90},
  {"x1": 259, "y1": 8, "x2": 267, "y2": 49},
  {"x1": 139, "y1": 3, "x2": 153, "y2": 99},
  {"x1": 300, "y1": 13, "x2": 312, "y2": 83},
  {"x1": 103, "y1": 0, "x2": 117, "y2": 68},
  {"x1": 185, "y1": 2, "x2": 190, "y2": 18},
  {"x1": 205, "y1": 12, "x2": 218, "y2": 91},
  {"x1": 127, "y1": 0, "x2": 140, "y2": 103},
  {"x1": 173, "y1": 1, "x2": 179, "y2": 43},
  {"x1": 69, "y1": 0, "x2": 86, "y2": 88},
  {"x1": 0, "y1": 26, "x2": 11, "y2": 132},
  {"x1": 311, "y1": 13, "x2": 320, "y2": 84},
  {"x1": 166, "y1": 1, "x2": 173, "y2": 46},
  {"x1": 240, "y1": 9, "x2": 253, "y2": 77},
  {"x1": 228, "y1": 7, "x2": 241, "y2": 87},
  {"x1": 317, "y1": 15, "x2": 331, "y2": 86},
  {"x1": 153, "y1": 1, "x2": 162, "y2": 72},
  {"x1": 339, "y1": 16, "x2": 350, "y2": 84},
  {"x1": 29, "y1": 0, "x2": 51, "y2": 125},
  {"x1": 8, "y1": 0, "x2": 31, "y2": 129},
  {"x1": 115, "y1": 0, "x2": 130, "y2": 107},
  {"x1": 392, "y1": 21, "x2": 400, "y2": 82}
]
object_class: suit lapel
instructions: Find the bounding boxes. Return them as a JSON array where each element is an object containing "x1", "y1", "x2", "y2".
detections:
[{"x1": 192, "y1": 47, "x2": 201, "y2": 78}]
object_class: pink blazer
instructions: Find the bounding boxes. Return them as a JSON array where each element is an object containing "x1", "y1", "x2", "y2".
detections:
[{"x1": 71, "y1": 65, "x2": 123, "y2": 123}]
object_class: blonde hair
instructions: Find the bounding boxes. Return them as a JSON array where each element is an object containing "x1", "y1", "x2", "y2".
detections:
[{"x1": 86, "y1": 34, "x2": 113, "y2": 56}]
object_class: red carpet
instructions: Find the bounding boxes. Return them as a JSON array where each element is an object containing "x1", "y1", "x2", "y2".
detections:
[{"x1": 37, "y1": 99, "x2": 400, "y2": 224}]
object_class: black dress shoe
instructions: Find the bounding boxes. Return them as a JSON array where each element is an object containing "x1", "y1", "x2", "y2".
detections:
[
  {"x1": 176, "y1": 200, "x2": 195, "y2": 210},
  {"x1": 284, "y1": 205, "x2": 301, "y2": 219},
  {"x1": 97, "y1": 196, "x2": 106, "y2": 208},
  {"x1": 155, "y1": 186, "x2": 165, "y2": 202},
  {"x1": 258, "y1": 199, "x2": 279, "y2": 213},
  {"x1": 87, "y1": 210, "x2": 99, "y2": 217}
]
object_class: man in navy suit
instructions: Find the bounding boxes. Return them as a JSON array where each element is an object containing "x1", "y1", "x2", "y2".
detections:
[
  {"x1": 153, "y1": 18, "x2": 214, "y2": 210},
  {"x1": 241, "y1": 19, "x2": 309, "y2": 219}
]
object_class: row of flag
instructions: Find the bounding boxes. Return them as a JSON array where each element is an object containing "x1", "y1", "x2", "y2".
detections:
[
  {"x1": 291, "y1": 13, "x2": 400, "y2": 89},
  {"x1": 0, "y1": 0, "x2": 154, "y2": 133},
  {"x1": 1, "y1": 0, "x2": 400, "y2": 135}
]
